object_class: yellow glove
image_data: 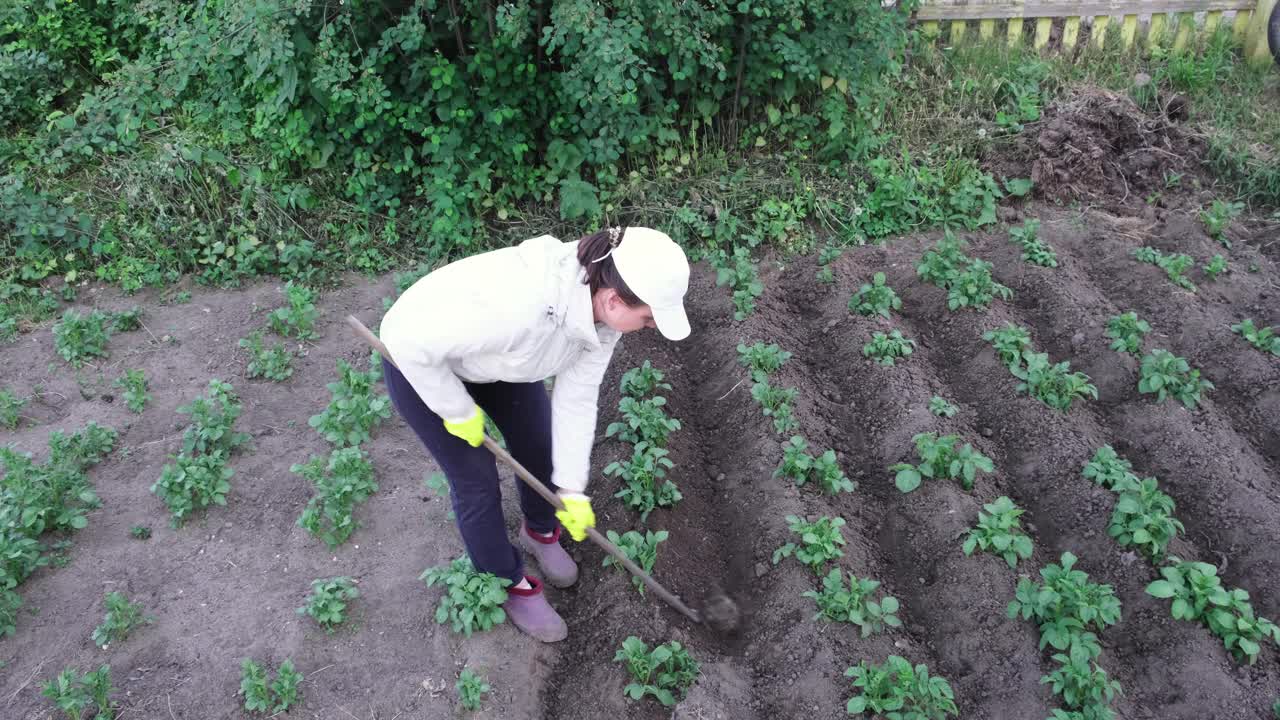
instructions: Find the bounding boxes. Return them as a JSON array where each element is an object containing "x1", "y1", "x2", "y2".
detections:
[
  {"x1": 443, "y1": 406, "x2": 485, "y2": 447},
  {"x1": 555, "y1": 493, "x2": 595, "y2": 541}
]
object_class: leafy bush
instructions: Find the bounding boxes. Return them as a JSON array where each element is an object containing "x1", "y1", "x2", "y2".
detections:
[
  {"x1": 240, "y1": 658, "x2": 303, "y2": 714},
  {"x1": 309, "y1": 353, "x2": 391, "y2": 446},
  {"x1": 112, "y1": 369, "x2": 150, "y2": 413},
  {"x1": 714, "y1": 247, "x2": 765, "y2": 320},
  {"x1": 928, "y1": 396, "x2": 958, "y2": 417},
  {"x1": 604, "y1": 529, "x2": 668, "y2": 595},
  {"x1": 737, "y1": 341, "x2": 793, "y2": 382},
  {"x1": 606, "y1": 395, "x2": 681, "y2": 447},
  {"x1": 891, "y1": 432, "x2": 994, "y2": 493},
  {"x1": 294, "y1": 447, "x2": 378, "y2": 549},
  {"x1": 239, "y1": 330, "x2": 295, "y2": 381},
  {"x1": 0, "y1": 388, "x2": 25, "y2": 428},
  {"x1": 773, "y1": 515, "x2": 847, "y2": 574},
  {"x1": 151, "y1": 380, "x2": 249, "y2": 526},
  {"x1": 1108, "y1": 478, "x2": 1183, "y2": 561},
  {"x1": 849, "y1": 272, "x2": 902, "y2": 318},
  {"x1": 91, "y1": 591, "x2": 152, "y2": 649},
  {"x1": 963, "y1": 496, "x2": 1033, "y2": 568},
  {"x1": 1133, "y1": 247, "x2": 1196, "y2": 291},
  {"x1": 614, "y1": 636, "x2": 700, "y2": 707},
  {"x1": 1138, "y1": 349, "x2": 1213, "y2": 409},
  {"x1": 1008, "y1": 219, "x2": 1057, "y2": 267},
  {"x1": 606, "y1": 442, "x2": 682, "y2": 522},
  {"x1": 420, "y1": 556, "x2": 510, "y2": 637},
  {"x1": 863, "y1": 329, "x2": 916, "y2": 366},
  {"x1": 1105, "y1": 312, "x2": 1150, "y2": 356},
  {"x1": 983, "y1": 323, "x2": 1033, "y2": 368},
  {"x1": 269, "y1": 282, "x2": 318, "y2": 340},
  {"x1": 619, "y1": 361, "x2": 671, "y2": 399},
  {"x1": 41, "y1": 665, "x2": 114, "y2": 720},
  {"x1": 1147, "y1": 558, "x2": 1280, "y2": 664},
  {"x1": 1008, "y1": 552, "x2": 1122, "y2": 652},
  {"x1": 1011, "y1": 352, "x2": 1097, "y2": 412},
  {"x1": 750, "y1": 381, "x2": 799, "y2": 434},
  {"x1": 1231, "y1": 319, "x2": 1280, "y2": 356},
  {"x1": 456, "y1": 667, "x2": 491, "y2": 711},
  {"x1": 805, "y1": 567, "x2": 901, "y2": 637},
  {"x1": 297, "y1": 577, "x2": 359, "y2": 631},
  {"x1": 845, "y1": 656, "x2": 958, "y2": 719},
  {"x1": 1199, "y1": 199, "x2": 1244, "y2": 246}
]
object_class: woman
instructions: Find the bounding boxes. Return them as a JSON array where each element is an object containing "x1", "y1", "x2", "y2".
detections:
[{"x1": 379, "y1": 226, "x2": 691, "y2": 642}]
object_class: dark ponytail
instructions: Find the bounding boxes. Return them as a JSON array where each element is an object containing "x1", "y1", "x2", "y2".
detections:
[{"x1": 577, "y1": 227, "x2": 642, "y2": 306}]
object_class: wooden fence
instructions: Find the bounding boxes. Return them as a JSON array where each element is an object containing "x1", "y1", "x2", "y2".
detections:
[{"x1": 914, "y1": 0, "x2": 1278, "y2": 64}]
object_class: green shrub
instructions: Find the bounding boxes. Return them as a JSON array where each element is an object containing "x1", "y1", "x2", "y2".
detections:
[
  {"x1": 308, "y1": 353, "x2": 391, "y2": 447},
  {"x1": 91, "y1": 591, "x2": 152, "y2": 649},
  {"x1": 297, "y1": 577, "x2": 359, "y2": 631},
  {"x1": 845, "y1": 656, "x2": 957, "y2": 718},
  {"x1": 614, "y1": 636, "x2": 700, "y2": 707},
  {"x1": 420, "y1": 556, "x2": 510, "y2": 637},
  {"x1": 294, "y1": 447, "x2": 378, "y2": 549}
]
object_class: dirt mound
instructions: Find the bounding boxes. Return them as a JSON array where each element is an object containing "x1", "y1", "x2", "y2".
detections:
[{"x1": 1030, "y1": 86, "x2": 1200, "y2": 205}]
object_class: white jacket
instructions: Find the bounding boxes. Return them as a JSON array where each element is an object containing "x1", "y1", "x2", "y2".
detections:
[{"x1": 380, "y1": 235, "x2": 620, "y2": 493}]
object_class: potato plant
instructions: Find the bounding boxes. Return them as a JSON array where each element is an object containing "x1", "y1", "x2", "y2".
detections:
[
  {"x1": 309, "y1": 352, "x2": 392, "y2": 447},
  {"x1": 891, "y1": 432, "x2": 994, "y2": 493},
  {"x1": 113, "y1": 369, "x2": 149, "y2": 413},
  {"x1": 0, "y1": 387, "x2": 25, "y2": 428},
  {"x1": 619, "y1": 360, "x2": 671, "y2": 398},
  {"x1": 1133, "y1": 247, "x2": 1195, "y2": 291},
  {"x1": 1147, "y1": 559, "x2": 1280, "y2": 664},
  {"x1": 151, "y1": 380, "x2": 249, "y2": 526},
  {"x1": 606, "y1": 395, "x2": 682, "y2": 447},
  {"x1": 240, "y1": 658, "x2": 303, "y2": 714},
  {"x1": 750, "y1": 380, "x2": 799, "y2": 434},
  {"x1": 1203, "y1": 254, "x2": 1228, "y2": 280},
  {"x1": 91, "y1": 591, "x2": 152, "y2": 649},
  {"x1": 845, "y1": 655, "x2": 958, "y2": 719},
  {"x1": 1041, "y1": 647, "x2": 1121, "y2": 714},
  {"x1": 983, "y1": 323, "x2": 1032, "y2": 368},
  {"x1": 1104, "y1": 312, "x2": 1150, "y2": 356},
  {"x1": 928, "y1": 396, "x2": 958, "y2": 417},
  {"x1": 239, "y1": 330, "x2": 295, "y2": 381},
  {"x1": 604, "y1": 529, "x2": 668, "y2": 596},
  {"x1": 916, "y1": 233, "x2": 1013, "y2": 311},
  {"x1": 293, "y1": 446, "x2": 378, "y2": 549},
  {"x1": 1108, "y1": 478, "x2": 1183, "y2": 561},
  {"x1": 816, "y1": 244, "x2": 842, "y2": 284},
  {"x1": 714, "y1": 246, "x2": 764, "y2": 320},
  {"x1": 1231, "y1": 319, "x2": 1280, "y2": 356},
  {"x1": 804, "y1": 567, "x2": 901, "y2": 637},
  {"x1": 613, "y1": 636, "x2": 700, "y2": 707},
  {"x1": 863, "y1": 329, "x2": 916, "y2": 366},
  {"x1": 1008, "y1": 219, "x2": 1058, "y2": 267},
  {"x1": 1011, "y1": 352, "x2": 1097, "y2": 412},
  {"x1": 772, "y1": 515, "x2": 847, "y2": 574},
  {"x1": 1008, "y1": 552, "x2": 1122, "y2": 652},
  {"x1": 848, "y1": 272, "x2": 902, "y2": 318},
  {"x1": 420, "y1": 556, "x2": 511, "y2": 636},
  {"x1": 1138, "y1": 349, "x2": 1213, "y2": 409},
  {"x1": 736, "y1": 341, "x2": 792, "y2": 383},
  {"x1": 963, "y1": 496, "x2": 1034, "y2": 568},
  {"x1": 297, "y1": 576, "x2": 359, "y2": 631},
  {"x1": 456, "y1": 667, "x2": 491, "y2": 711},
  {"x1": 268, "y1": 281, "x2": 319, "y2": 340},
  {"x1": 1199, "y1": 199, "x2": 1243, "y2": 247},
  {"x1": 773, "y1": 438, "x2": 853, "y2": 494},
  {"x1": 41, "y1": 665, "x2": 114, "y2": 720},
  {"x1": 605, "y1": 442, "x2": 682, "y2": 522},
  {"x1": 1081, "y1": 446, "x2": 1141, "y2": 492}
]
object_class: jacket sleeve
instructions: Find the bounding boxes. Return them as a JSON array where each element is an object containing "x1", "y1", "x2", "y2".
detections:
[
  {"x1": 550, "y1": 333, "x2": 620, "y2": 493},
  {"x1": 380, "y1": 293, "x2": 529, "y2": 424}
]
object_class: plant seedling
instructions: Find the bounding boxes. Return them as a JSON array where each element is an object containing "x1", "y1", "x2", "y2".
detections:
[
  {"x1": 1133, "y1": 247, "x2": 1196, "y2": 291},
  {"x1": 845, "y1": 655, "x2": 958, "y2": 718},
  {"x1": 613, "y1": 636, "x2": 700, "y2": 707},
  {"x1": 963, "y1": 496, "x2": 1034, "y2": 568},
  {"x1": 772, "y1": 515, "x2": 847, "y2": 574},
  {"x1": 606, "y1": 395, "x2": 682, "y2": 447},
  {"x1": 239, "y1": 330, "x2": 295, "y2": 381},
  {"x1": 606, "y1": 442, "x2": 682, "y2": 521},
  {"x1": 774, "y1": 436, "x2": 814, "y2": 484},
  {"x1": 1199, "y1": 199, "x2": 1244, "y2": 246},
  {"x1": 816, "y1": 244, "x2": 842, "y2": 284},
  {"x1": 750, "y1": 381, "x2": 798, "y2": 435},
  {"x1": 863, "y1": 330, "x2": 916, "y2": 366},
  {"x1": 891, "y1": 433, "x2": 994, "y2": 493},
  {"x1": 603, "y1": 529, "x2": 668, "y2": 595},
  {"x1": 811, "y1": 450, "x2": 855, "y2": 494},
  {"x1": 984, "y1": 323, "x2": 1032, "y2": 368},
  {"x1": 1081, "y1": 446, "x2": 1140, "y2": 492},
  {"x1": 113, "y1": 369, "x2": 149, "y2": 413},
  {"x1": 42, "y1": 665, "x2": 114, "y2": 720},
  {"x1": 0, "y1": 388, "x2": 25, "y2": 428},
  {"x1": 269, "y1": 281, "x2": 319, "y2": 340},
  {"x1": 619, "y1": 361, "x2": 671, "y2": 398},
  {"x1": 928, "y1": 396, "x2": 958, "y2": 417},
  {"x1": 736, "y1": 341, "x2": 792, "y2": 382},
  {"x1": 130, "y1": 525, "x2": 152, "y2": 540},
  {"x1": 1231, "y1": 319, "x2": 1280, "y2": 356},
  {"x1": 420, "y1": 556, "x2": 510, "y2": 636},
  {"x1": 1147, "y1": 558, "x2": 1280, "y2": 664},
  {"x1": 849, "y1": 272, "x2": 902, "y2": 318},
  {"x1": 1203, "y1": 254, "x2": 1228, "y2": 280},
  {"x1": 297, "y1": 576, "x2": 359, "y2": 631},
  {"x1": 1108, "y1": 478, "x2": 1183, "y2": 561},
  {"x1": 91, "y1": 592, "x2": 152, "y2": 649},
  {"x1": 1011, "y1": 352, "x2": 1097, "y2": 412},
  {"x1": 714, "y1": 246, "x2": 764, "y2": 320},
  {"x1": 1009, "y1": 552, "x2": 1122, "y2": 651},
  {"x1": 1138, "y1": 349, "x2": 1213, "y2": 408},
  {"x1": 294, "y1": 447, "x2": 379, "y2": 549},
  {"x1": 1009, "y1": 219, "x2": 1058, "y2": 267},
  {"x1": 309, "y1": 352, "x2": 391, "y2": 446},
  {"x1": 1105, "y1": 312, "x2": 1150, "y2": 356},
  {"x1": 52, "y1": 310, "x2": 113, "y2": 367},
  {"x1": 804, "y1": 567, "x2": 902, "y2": 637},
  {"x1": 240, "y1": 658, "x2": 303, "y2": 714},
  {"x1": 456, "y1": 667, "x2": 490, "y2": 711}
]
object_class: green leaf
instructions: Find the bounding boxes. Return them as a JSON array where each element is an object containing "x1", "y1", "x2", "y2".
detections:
[
  {"x1": 1004, "y1": 178, "x2": 1033, "y2": 197},
  {"x1": 894, "y1": 468, "x2": 921, "y2": 493},
  {"x1": 559, "y1": 178, "x2": 600, "y2": 220},
  {"x1": 1146, "y1": 580, "x2": 1176, "y2": 598}
]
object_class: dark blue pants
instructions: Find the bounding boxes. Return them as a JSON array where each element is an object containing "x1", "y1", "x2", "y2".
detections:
[{"x1": 382, "y1": 358, "x2": 559, "y2": 584}]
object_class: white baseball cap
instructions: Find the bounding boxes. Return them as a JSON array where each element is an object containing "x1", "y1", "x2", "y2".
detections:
[{"x1": 610, "y1": 226, "x2": 691, "y2": 341}]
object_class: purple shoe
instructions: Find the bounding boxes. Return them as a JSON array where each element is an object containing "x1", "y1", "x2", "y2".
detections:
[
  {"x1": 517, "y1": 522, "x2": 579, "y2": 588},
  {"x1": 504, "y1": 576, "x2": 567, "y2": 642}
]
